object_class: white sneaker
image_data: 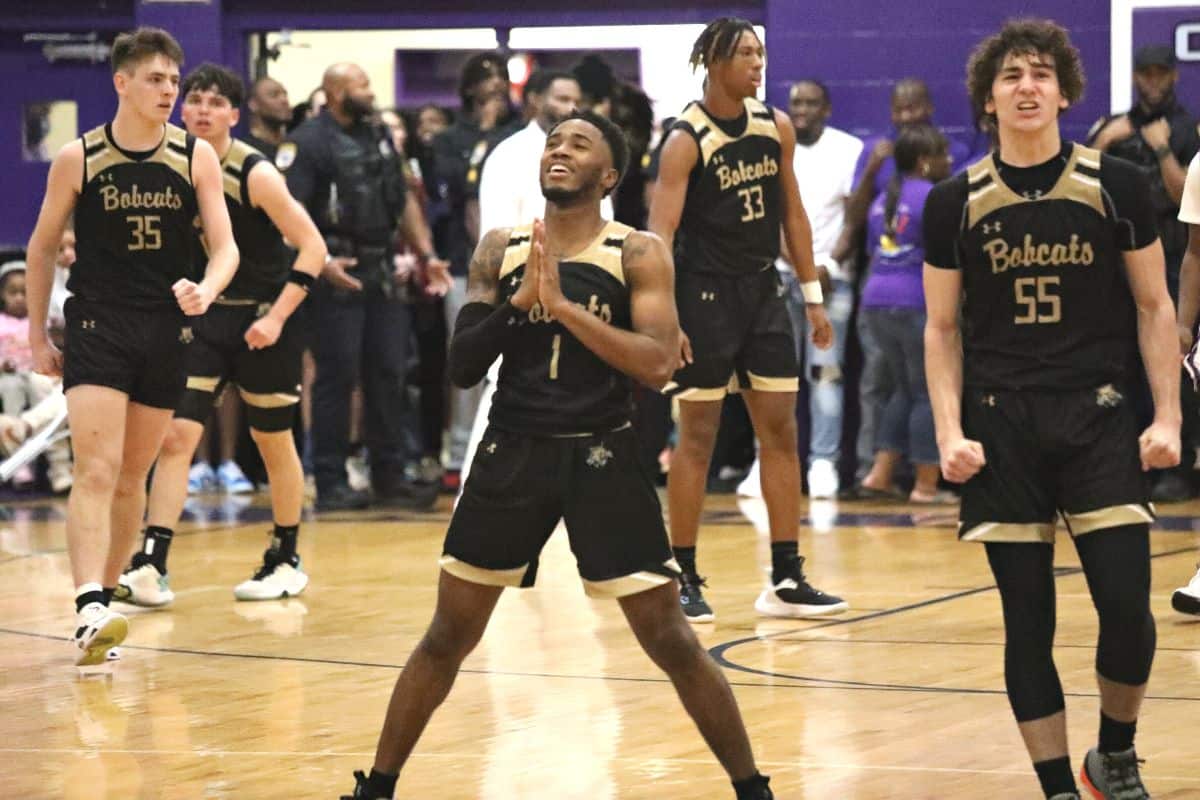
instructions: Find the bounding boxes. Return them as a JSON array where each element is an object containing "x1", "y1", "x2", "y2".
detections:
[
  {"x1": 807, "y1": 458, "x2": 840, "y2": 499},
  {"x1": 1172, "y1": 564, "x2": 1200, "y2": 615},
  {"x1": 72, "y1": 603, "x2": 128, "y2": 667},
  {"x1": 736, "y1": 458, "x2": 762, "y2": 498},
  {"x1": 234, "y1": 557, "x2": 309, "y2": 601},
  {"x1": 346, "y1": 452, "x2": 371, "y2": 492},
  {"x1": 116, "y1": 562, "x2": 176, "y2": 607}
]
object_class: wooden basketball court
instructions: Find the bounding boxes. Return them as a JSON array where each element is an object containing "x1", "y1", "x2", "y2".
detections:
[{"x1": 1, "y1": 492, "x2": 1197, "y2": 798}]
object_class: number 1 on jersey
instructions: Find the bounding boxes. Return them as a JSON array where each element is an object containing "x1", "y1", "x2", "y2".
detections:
[{"x1": 549, "y1": 334, "x2": 562, "y2": 380}]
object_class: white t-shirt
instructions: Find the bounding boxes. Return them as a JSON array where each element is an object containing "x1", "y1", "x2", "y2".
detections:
[
  {"x1": 780, "y1": 125, "x2": 863, "y2": 280},
  {"x1": 478, "y1": 120, "x2": 613, "y2": 235},
  {"x1": 1179, "y1": 152, "x2": 1200, "y2": 224}
]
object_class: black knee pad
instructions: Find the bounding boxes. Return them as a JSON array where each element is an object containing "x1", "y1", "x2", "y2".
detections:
[
  {"x1": 246, "y1": 402, "x2": 297, "y2": 433},
  {"x1": 1076, "y1": 523, "x2": 1156, "y2": 685},
  {"x1": 175, "y1": 385, "x2": 219, "y2": 425}
]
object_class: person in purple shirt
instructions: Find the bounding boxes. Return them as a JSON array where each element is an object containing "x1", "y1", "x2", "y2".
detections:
[{"x1": 855, "y1": 124, "x2": 953, "y2": 502}]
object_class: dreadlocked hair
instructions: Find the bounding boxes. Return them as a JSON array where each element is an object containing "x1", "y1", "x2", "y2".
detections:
[{"x1": 689, "y1": 17, "x2": 758, "y2": 72}]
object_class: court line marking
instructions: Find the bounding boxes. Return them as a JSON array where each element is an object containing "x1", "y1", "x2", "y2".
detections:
[{"x1": 0, "y1": 747, "x2": 1196, "y2": 782}]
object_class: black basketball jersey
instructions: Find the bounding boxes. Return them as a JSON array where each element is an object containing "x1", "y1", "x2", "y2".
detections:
[
  {"x1": 955, "y1": 144, "x2": 1136, "y2": 390},
  {"x1": 673, "y1": 98, "x2": 782, "y2": 276},
  {"x1": 490, "y1": 221, "x2": 635, "y2": 436},
  {"x1": 212, "y1": 139, "x2": 288, "y2": 301},
  {"x1": 71, "y1": 123, "x2": 199, "y2": 309}
]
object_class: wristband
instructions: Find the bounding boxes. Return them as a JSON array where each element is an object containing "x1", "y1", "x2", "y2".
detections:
[
  {"x1": 287, "y1": 269, "x2": 316, "y2": 291},
  {"x1": 800, "y1": 280, "x2": 824, "y2": 305},
  {"x1": 1154, "y1": 144, "x2": 1173, "y2": 159}
]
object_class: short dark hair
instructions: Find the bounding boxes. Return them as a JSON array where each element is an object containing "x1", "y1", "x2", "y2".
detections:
[
  {"x1": 690, "y1": 17, "x2": 758, "y2": 71},
  {"x1": 111, "y1": 27, "x2": 185, "y2": 75},
  {"x1": 181, "y1": 63, "x2": 245, "y2": 108},
  {"x1": 790, "y1": 79, "x2": 830, "y2": 106},
  {"x1": 550, "y1": 110, "x2": 630, "y2": 197},
  {"x1": 458, "y1": 51, "x2": 508, "y2": 108},
  {"x1": 523, "y1": 69, "x2": 578, "y2": 105},
  {"x1": 966, "y1": 18, "x2": 1085, "y2": 125}
]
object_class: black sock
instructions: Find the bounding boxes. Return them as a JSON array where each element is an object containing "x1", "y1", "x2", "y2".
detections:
[
  {"x1": 1033, "y1": 756, "x2": 1076, "y2": 798},
  {"x1": 271, "y1": 523, "x2": 300, "y2": 562},
  {"x1": 132, "y1": 526, "x2": 174, "y2": 573},
  {"x1": 673, "y1": 546, "x2": 697, "y2": 577},
  {"x1": 732, "y1": 772, "x2": 772, "y2": 799},
  {"x1": 770, "y1": 541, "x2": 799, "y2": 585},
  {"x1": 366, "y1": 768, "x2": 397, "y2": 798},
  {"x1": 1099, "y1": 711, "x2": 1137, "y2": 753},
  {"x1": 75, "y1": 584, "x2": 106, "y2": 613},
  {"x1": 101, "y1": 587, "x2": 115, "y2": 606}
]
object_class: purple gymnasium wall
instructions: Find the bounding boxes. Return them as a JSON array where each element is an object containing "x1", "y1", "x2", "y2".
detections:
[{"x1": 1, "y1": 0, "x2": 1108, "y2": 247}]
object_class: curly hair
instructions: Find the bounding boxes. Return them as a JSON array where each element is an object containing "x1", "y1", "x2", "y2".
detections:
[{"x1": 966, "y1": 18, "x2": 1084, "y2": 125}]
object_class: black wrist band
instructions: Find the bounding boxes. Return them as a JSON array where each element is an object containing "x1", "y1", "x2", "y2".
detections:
[
  {"x1": 1154, "y1": 144, "x2": 1173, "y2": 159},
  {"x1": 287, "y1": 269, "x2": 316, "y2": 291}
]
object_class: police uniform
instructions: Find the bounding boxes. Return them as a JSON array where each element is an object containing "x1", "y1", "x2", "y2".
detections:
[
  {"x1": 280, "y1": 110, "x2": 412, "y2": 494},
  {"x1": 923, "y1": 142, "x2": 1160, "y2": 542},
  {"x1": 65, "y1": 123, "x2": 199, "y2": 409},
  {"x1": 663, "y1": 98, "x2": 798, "y2": 400},
  {"x1": 442, "y1": 222, "x2": 679, "y2": 596},
  {"x1": 175, "y1": 138, "x2": 301, "y2": 433}
]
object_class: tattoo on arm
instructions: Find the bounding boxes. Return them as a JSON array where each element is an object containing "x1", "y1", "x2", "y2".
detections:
[{"x1": 466, "y1": 227, "x2": 512, "y2": 304}]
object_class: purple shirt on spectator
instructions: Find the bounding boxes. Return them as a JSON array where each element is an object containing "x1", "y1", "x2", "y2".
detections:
[
  {"x1": 854, "y1": 131, "x2": 971, "y2": 197},
  {"x1": 860, "y1": 177, "x2": 934, "y2": 310}
]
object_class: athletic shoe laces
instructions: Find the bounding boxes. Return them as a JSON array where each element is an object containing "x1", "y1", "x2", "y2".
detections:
[{"x1": 1103, "y1": 750, "x2": 1149, "y2": 800}]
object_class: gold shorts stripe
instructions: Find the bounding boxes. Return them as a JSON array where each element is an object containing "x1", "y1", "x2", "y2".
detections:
[
  {"x1": 675, "y1": 386, "x2": 727, "y2": 402},
  {"x1": 1063, "y1": 503, "x2": 1155, "y2": 536},
  {"x1": 438, "y1": 556, "x2": 526, "y2": 588},
  {"x1": 582, "y1": 569, "x2": 675, "y2": 598},
  {"x1": 238, "y1": 388, "x2": 300, "y2": 408},
  {"x1": 186, "y1": 376, "x2": 221, "y2": 393},
  {"x1": 961, "y1": 521, "x2": 1056, "y2": 543},
  {"x1": 746, "y1": 371, "x2": 799, "y2": 392}
]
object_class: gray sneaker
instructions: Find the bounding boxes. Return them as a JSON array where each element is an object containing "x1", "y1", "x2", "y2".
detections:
[
  {"x1": 1081, "y1": 747, "x2": 1150, "y2": 799},
  {"x1": 1049, "y1": 794, "x2": 1080, "y2": 800}
]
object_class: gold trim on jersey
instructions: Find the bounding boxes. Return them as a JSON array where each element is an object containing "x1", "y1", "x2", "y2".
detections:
[
  {"x1": 583, "y1": 565, "x2": 678, "y2": 598},
  {"x1": 220, "y1": 139, "x2": 262, "y2": 205},
  {"x1": 1062, "y1": 503, "x2": 1155, "y2": 536},
  {"x1": 678, "y1": 97, "x2": 779, "y2": 168},
  {"x1": 966, "y1": 143, "x2": 1105, "y2": 229},
  {"x1": 186, "y1": 376, "x2": 221, "y2": 393},
  {"x1": 498, "y1": 220, "x2": 634, "y2": 285},
  {"x1": 82, "y1": 123, "x2": 192, "y2": 188},
  {"x1": 960, "y1": 521, "x2": 1056, "y2": 543},
  {"x1": 438, "y1": 556, "x2": 528, "y2": 588}
]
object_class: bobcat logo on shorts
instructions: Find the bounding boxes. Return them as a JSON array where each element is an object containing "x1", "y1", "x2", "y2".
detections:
[
  {"x1": 179, "y1": 326, "x2": 194, "y2": 344},
  {"x1": 586, "y1": 444, "x2": 613, "y2": 469},
  {"x1": 1096, "y1": 384, "x2": 1123, "y2": 408},
  {"x1": 484, "y1": 441, "x2": 497, "y2": 455}
]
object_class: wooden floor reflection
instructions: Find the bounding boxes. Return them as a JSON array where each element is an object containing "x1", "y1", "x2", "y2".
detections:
[{"x1": 1, "y1": 492, "x2": 1197, "y2": 799}]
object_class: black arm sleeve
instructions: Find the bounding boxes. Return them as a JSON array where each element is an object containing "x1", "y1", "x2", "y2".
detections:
[
  {"x1": 448, "y1": 301, "x2": 523, "y2": 388},
  {"x1": 1100, "y1": 154, "x2": 1160, "y2": 251},
  {"x1": 922, "y1": 174, "x2": 969, "y2": 269}
]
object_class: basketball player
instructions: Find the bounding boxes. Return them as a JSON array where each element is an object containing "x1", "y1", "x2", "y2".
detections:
[
  {"x1": 924, "y1": 20, "x2": 1178, "y2": 800},
  {"x1": 343, "y1": 111, "x2": 774, "y2": 800},
  {"x1": 650, "y1": 17, "x2": 846, "y2": 622},
  {"x1": 116, "y1": 63, "x2": 325, "y2": 607},
  {"x1": 24, "y1": 28, "x2": 239, "y2": 666},
  {"x1": 1173, "y1": 150, "x2": 1200, "y2": 617}
]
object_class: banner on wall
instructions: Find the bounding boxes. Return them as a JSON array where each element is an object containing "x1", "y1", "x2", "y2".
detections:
[{"x1": 1132, "y1": 7, "x2": 1200, "y2": 116}]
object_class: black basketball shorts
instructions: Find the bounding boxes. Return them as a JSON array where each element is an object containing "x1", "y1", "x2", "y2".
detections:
[
  {"x1": 175, "y1": 302, "x2": 303, "y2": 432},
  {"x1": 441, "y1": 424, "x2": 680, "y2": 597},
  {"x1": 62, "y1": 296, "x2": 188, "y2": 410},
  {"x1": 663, "y1": 266, "x2": 799, "y2": 401},
  {"x1": 958, "y1": 384, "x2": 1154, "y2": 543}
]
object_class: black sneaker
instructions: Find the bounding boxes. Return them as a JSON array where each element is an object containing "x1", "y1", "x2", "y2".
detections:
[
  {"x1": 316, "y1": 483, "x2": 371, "y2": 512},
  {"x1": 733, "y1": 772, "x2": 773, "y2": 799},
  {"x1": 754, "y1": 555, "x2": 848, "y2": 618},
  {"x1": 1080, "y1": 746, "x2": 1150, "y2": 799},
  {"x1": 679, "y1": 572, "x2": 715, "y2": 623},
  {"x1": 340, "y1": 770, "x2": 386, "y2": 799},
  {"x1": 372, "y1": 473, "x2": 438, "y2": 511}
]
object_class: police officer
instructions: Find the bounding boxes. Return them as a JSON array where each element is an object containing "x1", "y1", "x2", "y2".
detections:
[
  {"x1": 281, "y1": 62, "x2": 448, "y2": 511},
  {"x1": 1090, "y1": 44, "x2": 1200, "y2": 503}
]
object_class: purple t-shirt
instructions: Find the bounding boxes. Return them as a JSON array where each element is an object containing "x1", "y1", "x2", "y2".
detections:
[
  {"x1": 860, "y1": 177, "x2": 934, "y2": 309},
  {"x1": 853, "y1": 131, "x2": 971, "y2": 197}
]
